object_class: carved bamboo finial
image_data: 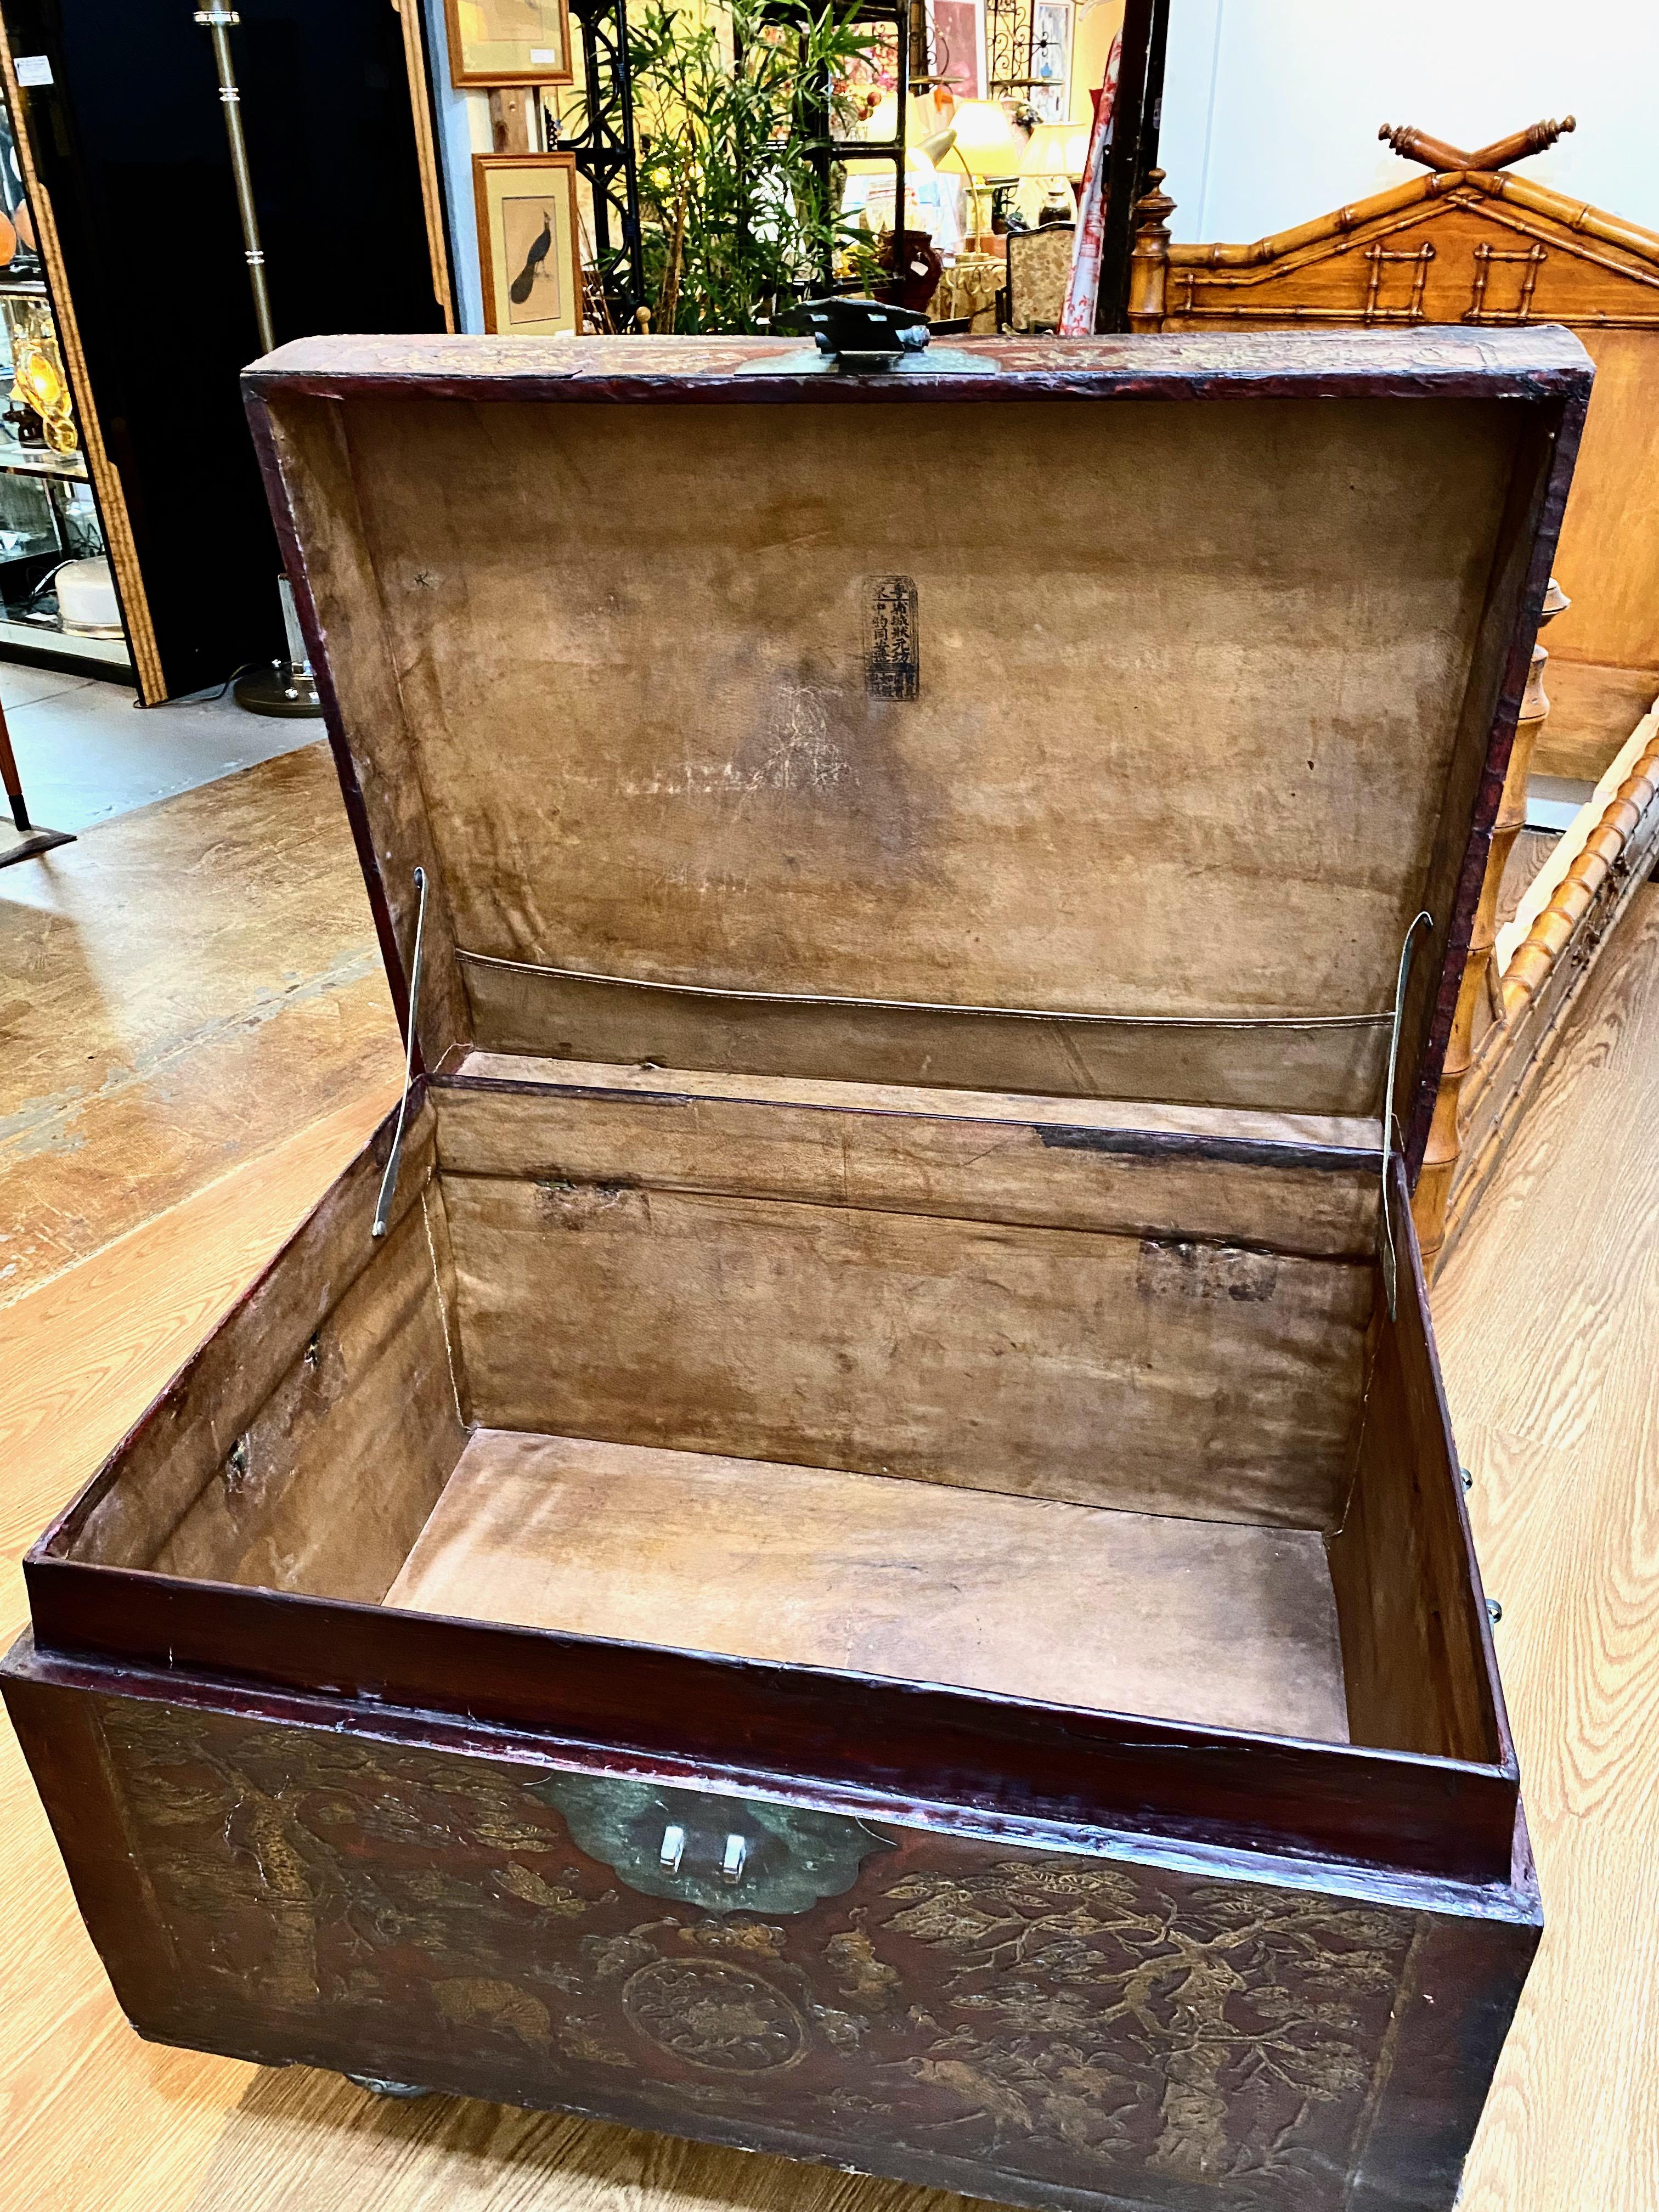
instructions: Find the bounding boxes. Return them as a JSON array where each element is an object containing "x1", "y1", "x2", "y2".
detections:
[
  {"x1": 1379, "y1": 115, "x2": 1577, "y2": 176},
  {"x1": 1379, "y1": 122, "x2": 1472, "y2": 174},
  {"x1": 1135, "y1": 168, "x2": 1175, "y2": 225},
  {"x1": 1127, "y1": 170, "x2": 1175, "y2": 333},
  {"x1": 1471, "y1": 115, "x2": 1576, "y2": 171}
]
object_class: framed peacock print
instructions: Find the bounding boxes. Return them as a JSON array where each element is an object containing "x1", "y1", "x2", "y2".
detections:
[
  {"x1": 444, "y1": 0, "x2": 573, "y2": 87},
  {"x1": 473, "y1": 152, "x2": 583, "y2": 335}
]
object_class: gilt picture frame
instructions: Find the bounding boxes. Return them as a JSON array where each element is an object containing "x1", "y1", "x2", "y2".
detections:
[
  {"x1": 444, "y1": 0, "x2": 573, "y2": 88},
  {"x1": 473, "y1": 152, "x2": 583, "y2": 336}
]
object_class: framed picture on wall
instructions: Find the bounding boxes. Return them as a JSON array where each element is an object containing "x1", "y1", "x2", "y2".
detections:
[
  {"x1": 473, "y1": 153, "x2": 583, "y2": 334},
  {"x1": 931, "y1": 0, "x2": 984, "y2": 99},
  {"x1": 1030, "y1": 0, "x2": 1073, "y2": 122},
  {"x1": 444, "y1": 0, "x2": 573, "y2": 87}
]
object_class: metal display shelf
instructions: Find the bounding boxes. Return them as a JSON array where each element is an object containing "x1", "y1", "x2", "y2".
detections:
[
  {"x1": 0, "y1": 430, "x2": 88, "y2": 482},
  {"x1": 0, "y1": 611, "x2": 131, "y2": 669}
]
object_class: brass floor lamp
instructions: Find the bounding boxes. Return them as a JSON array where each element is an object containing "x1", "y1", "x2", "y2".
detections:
[{"x1": 193, "y1": 4, "x2": 321, "y2": 719}]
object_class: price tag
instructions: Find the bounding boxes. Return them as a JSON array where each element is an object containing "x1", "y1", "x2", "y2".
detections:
[
  {"x1": 529, "y1": 47, "x2": 561, "y2": 63},
  {"x1": 14, "y1": 54, "x2": 53, "y2": 87}
]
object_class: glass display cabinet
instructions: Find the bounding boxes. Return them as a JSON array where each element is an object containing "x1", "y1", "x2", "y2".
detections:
[
  {"x1": 0, "y1": 285, "x2": 129, "y2": 667},
  {"x1": 0, "y1": 90, "x2": 131, "y2": 675}
]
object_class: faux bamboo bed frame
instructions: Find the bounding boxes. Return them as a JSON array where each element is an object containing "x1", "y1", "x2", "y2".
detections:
[{"x1": 1123, "y1": 117, "x2": 1659, "y2": 1271}]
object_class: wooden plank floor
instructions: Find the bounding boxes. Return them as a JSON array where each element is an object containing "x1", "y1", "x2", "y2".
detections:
[
  {"x1": 1432, "y1": 883, "x2": 1659, "y2": 2212},
  {"x1": 3, "y1": 881, "x2": 1658, "y2": 2209},
  {"x1": 0, "y1": 741, "x2": 400, "y2": 1307}
]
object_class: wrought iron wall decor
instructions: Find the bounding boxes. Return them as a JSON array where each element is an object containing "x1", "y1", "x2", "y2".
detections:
[{"x1": 985, "y1": 0, "x2": 1052, "y2": 99}]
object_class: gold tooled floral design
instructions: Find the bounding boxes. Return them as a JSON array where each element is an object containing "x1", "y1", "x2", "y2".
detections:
[
  {"x1": 870, "y1": 1857, "x2": 1407, "y2": 2195},
  {"x1": 101, "y1": 1701, "x2": 1415, "y2": 2210},
  {"x1": 621, "y1": 1957, "x2": 809, "y2": 2074}
]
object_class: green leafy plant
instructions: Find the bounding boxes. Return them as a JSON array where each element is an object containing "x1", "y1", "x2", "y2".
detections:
[{"x1": 629, "y1": 0, "x2": 882, "y2": 333}]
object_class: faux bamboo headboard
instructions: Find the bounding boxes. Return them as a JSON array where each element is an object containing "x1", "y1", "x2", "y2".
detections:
[
  {"x1": 1126, "y1": 121, "x2": 1659, "y2": 715},
  {"x1": 1122, "y1": 124, "x2": 1659, "y2": 1269}
]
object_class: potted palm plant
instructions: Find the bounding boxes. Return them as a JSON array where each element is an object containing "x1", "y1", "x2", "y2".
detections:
[{"x1": 630, "y1": 0, "x2": 884, "y2": 334}]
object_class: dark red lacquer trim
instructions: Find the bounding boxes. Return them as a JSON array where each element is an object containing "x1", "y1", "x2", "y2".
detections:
[
  {"x1": 25, "y1": 1547, "x2": 1519, "y2": 1888},
  {"x1": 1400, "y1": 383, "x2": 1590, "y2": 1176}
]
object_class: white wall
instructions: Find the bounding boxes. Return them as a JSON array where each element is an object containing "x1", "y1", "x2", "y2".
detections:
[
  {"x1": 421, "y1": 0, "x2": 490, "y2": 332},
  {"x1": 1160, "y1": 0, "x2": 1659, "y2": 246}
]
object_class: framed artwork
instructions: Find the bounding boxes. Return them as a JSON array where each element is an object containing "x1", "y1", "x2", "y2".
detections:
[
  {"x1": 1030, "y1": 0, "x2": 1073, "y2": 122},
  {"x1": 444, "y1": 0, "x2": 573, "y2": 87},
  {"x1": 473, "y1": 153, "x2": 583, "y2": 335},
  {"x1": 931, "y1": 0, "x2": 985, "y2": 99}
]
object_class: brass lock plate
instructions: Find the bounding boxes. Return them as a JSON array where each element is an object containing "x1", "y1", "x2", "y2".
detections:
[{"x1": 531, "y1": 1772, "x2": 894, "y2": 1914}]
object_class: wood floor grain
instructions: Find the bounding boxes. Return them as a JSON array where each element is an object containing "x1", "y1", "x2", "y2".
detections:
[
  {"x1": 0, "y1": 1088, "x2": 398, "y2": 2212},
  {"x1": 0, "y1": 1088, "x2": 399, "y2": 1595},
  {"x1": 0, "y1": 742, "x2": 400, "y2": 1307},
  {"x1": 3, "y1": 874, "x2": 1657, "y2": 2209},
  {"x1": 1437, "y1": 884, "x2": 1659, "y2": 2212}
]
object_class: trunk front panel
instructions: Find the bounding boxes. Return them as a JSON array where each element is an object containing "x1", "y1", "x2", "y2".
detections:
[{"x1": 4, "y1": 1660, "x2": 1536, "y2": 2212}]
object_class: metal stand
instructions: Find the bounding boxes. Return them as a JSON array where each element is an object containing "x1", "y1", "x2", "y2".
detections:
[
  {"x1": 551, "y1": 0, "x2": 647, "y2": 329},
  {"x1": 193, "y1": 5, "x2": 321, "y2": 719},
  {"x1": 798, "y1": 0, "x2": 912, "y2": 296},
  {"x1": 550, "y1": 0, "x2": 910, "y2": 323},
  {"x1": 233, "y1": 577, "x2": 323, "y2": 718},
  {"x1": 0, "y1": 693, "x2": 73, "y2": 869}
]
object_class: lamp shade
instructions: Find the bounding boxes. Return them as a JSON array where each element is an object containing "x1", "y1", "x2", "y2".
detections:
[
  {"x1": 1019, "y1": 120, "x2": 1091, "y2": 180},
  {"x1": 859, "y1": 89, "x2": 964, "y2": 155},
  {"x1": 949, "y1": 98, "x2": 1023, "y2": 177},
  {"x1": 914, "y1": 123, "x2": 957, "y2": 167}
]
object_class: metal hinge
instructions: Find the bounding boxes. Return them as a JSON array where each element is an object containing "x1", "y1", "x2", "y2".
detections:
[{"x1": 789, "y1": 295, "x2": 930, "y2": 371}]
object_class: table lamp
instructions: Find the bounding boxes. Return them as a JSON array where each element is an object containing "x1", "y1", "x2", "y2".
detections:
[
  {"x1": 840, "y1": 140, "x2": 943, "y2": 270},
  {"x1": 948, "y1": 98, "x2": 1024, "y2": 242},
  {"x1": 951, "y1": 98, "x2": 1023, "y2": 176},
  {"x1": 1020, "y1": 119, "x2": 1091, "y2": 216}
]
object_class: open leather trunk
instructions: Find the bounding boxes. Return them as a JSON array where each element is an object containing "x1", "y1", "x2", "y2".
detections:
[{"x1": 3, "y1": 326, "x2": 1589, "y2": 2212}]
